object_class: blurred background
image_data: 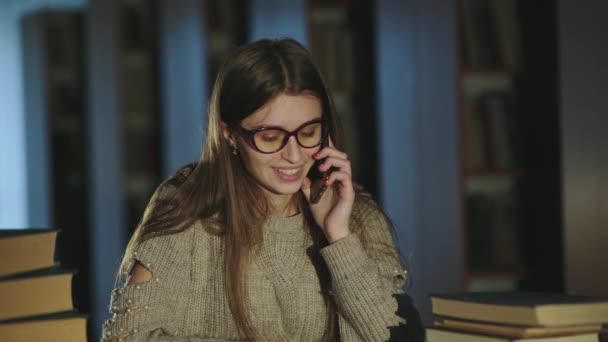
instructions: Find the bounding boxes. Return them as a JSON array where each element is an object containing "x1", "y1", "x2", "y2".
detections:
[{"x1": 1, "y1": 0, "x2": 607, "y2": 340}]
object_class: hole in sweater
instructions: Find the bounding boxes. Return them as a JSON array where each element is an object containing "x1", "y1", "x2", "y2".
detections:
[
  {"x1": 128, "y1": 260, "x2": 153, "y2": 284},
  {"x1": 108, "y1": 332, "x2": 130, "y2": 342}
]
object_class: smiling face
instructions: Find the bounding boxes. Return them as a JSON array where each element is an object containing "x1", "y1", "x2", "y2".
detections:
[{"x1": 223, "y1": 93, "x2": 323, "y2": 214}]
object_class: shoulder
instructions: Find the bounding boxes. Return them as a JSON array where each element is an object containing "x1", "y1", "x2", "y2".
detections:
[
  {"x1": 128, "y1": 226, "x2": 195, "y2": 277},
  {"x1": 350, "y1": 192, "x2": 400, "y2": 251},
  {"x1": 151, "y1": 163, "x2": 197, "y2": 202},
  {"x1": 351, "y1": 192, "x2": 391, "y2": 231},
  {"x1": 141, "y1": 163, "x2": 197, "y2": 221}
]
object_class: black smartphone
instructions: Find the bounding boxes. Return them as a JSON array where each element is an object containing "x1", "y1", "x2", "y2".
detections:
[{"x1": 308, "y1": 138, "x2": 331, "y2": 204}]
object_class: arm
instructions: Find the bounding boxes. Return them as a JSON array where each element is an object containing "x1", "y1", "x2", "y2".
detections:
[
  {"x1": 320, "y1": 200, "x2": 409, "y2": 341},
  {"x1": 301, "y1": 143, "x2": 412, "y2": 340},
  {"x1": 105, "y1": 262, "x2": 152, "y2": 342},
  {"x1": 100, "y1": 229, "x2": 193, "y2": 342}
]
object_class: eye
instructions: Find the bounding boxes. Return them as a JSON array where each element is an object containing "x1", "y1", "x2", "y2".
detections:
[
  {"x1": 299, "y1": 123, "x2": 321, "y2": 138},
  {"x1": 258, "y1": 130, "x2": 282, "y2": 142},
  {"x1": 300, "y1": 129, "x2": 316, "y2": 137}
]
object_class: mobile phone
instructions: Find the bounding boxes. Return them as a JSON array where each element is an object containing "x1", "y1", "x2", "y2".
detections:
[{"x1": 308, "y1": 138, "x2": 331, "y2": 204}]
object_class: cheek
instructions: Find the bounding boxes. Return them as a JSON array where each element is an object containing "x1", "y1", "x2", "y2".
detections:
[
  {"x1": 239, "y1": 148, "x2": 274, "y2": 173},
  {"x1": 302, "y1": 148, "x2": 318, "y2": 169},
  {"x1": 305, "y1": 148, "x2": 318, "y2": 159}
]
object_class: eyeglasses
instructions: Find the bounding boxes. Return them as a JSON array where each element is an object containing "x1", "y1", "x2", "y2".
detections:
[{"x1": 237, "y1": 118, "x2": 326, "y2": 154}]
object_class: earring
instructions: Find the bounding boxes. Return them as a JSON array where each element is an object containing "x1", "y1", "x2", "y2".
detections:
[{"x1": 231, "y1": 144, "x2": 238, "y2": 155}]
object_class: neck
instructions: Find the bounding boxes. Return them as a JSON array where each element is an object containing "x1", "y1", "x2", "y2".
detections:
[{"x1": 268, "y1": 193, "x2": 299, "y2": 217}]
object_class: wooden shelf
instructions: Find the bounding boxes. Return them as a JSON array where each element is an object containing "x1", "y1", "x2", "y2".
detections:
[
  {"x1": 462, "y1": 66, "x2": 521, "y2": 76},
  {"x1": 467, "y1": 269, "x2": 526, "y2": 292},
  {"x1": 464, "y1": 168, "x2": 524, "y2": 177},
  {"x1": 469, "y1": 269, "x2": 525, "y2": 279}
]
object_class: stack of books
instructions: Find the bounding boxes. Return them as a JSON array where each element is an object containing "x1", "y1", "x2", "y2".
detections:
[
  {"x1": 0, "y1": 229, "x2": 87, "y2": 342},
  {"x1": 427, "y1": 291, "x2": 608, "y2": 342}
]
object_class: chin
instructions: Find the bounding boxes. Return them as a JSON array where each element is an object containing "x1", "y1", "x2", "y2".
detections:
[
  {"x1": 263, "y1": 178, "x2": 304, "y2": 196},
  {"x1": 271, "y1": 183, "x2": 303, "y2": 196}
]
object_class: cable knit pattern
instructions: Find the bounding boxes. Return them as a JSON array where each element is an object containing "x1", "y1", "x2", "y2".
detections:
[{"x1": 101, "y1": 199, "x2": 407, "y2": 342}]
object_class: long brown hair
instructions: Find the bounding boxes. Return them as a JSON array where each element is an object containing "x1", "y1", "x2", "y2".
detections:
[{"x1": 119, "y1": 38, "x2": 394, "y2": 340}]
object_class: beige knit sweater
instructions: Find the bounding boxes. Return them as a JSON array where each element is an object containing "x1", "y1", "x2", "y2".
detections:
[{"x1": 101, "y1": 199, "x2": 408, "y2": 341}]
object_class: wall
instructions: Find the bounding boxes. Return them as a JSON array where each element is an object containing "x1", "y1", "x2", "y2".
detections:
[
  {"x1": 0, "y1": 0, "x2": 84, "y2": 229},
  {"x1": 0, "y1": 2, "x2": 28, "y2": 228},
  {"x1": 559, "y1": 0, "x2": 608, "y2": 296},
  {"x1": 376, "y1": 0, "x2": 463, "y2": 323}
]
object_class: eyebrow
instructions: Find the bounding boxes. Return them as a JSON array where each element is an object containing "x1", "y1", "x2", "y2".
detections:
[{"x1": 246, "y1": 117, "x2": 323, "y2": 131}]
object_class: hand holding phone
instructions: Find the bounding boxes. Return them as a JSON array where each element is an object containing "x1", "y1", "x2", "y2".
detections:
[
  {"x1": 303, "y1": 137, "x2": 355, "y2": 243},
  {"x1": 308, "y1": 159, "x2": 330, "y2": 204},
  {"x1": 308, "y1": 139, "x2": 332, "y2": 204}
]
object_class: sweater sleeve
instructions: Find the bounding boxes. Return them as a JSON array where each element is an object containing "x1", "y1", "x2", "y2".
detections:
[
  {"x1": 319, "y1": 199, "x2": 408, "y2": 341},
  {"x1": 100, "y1": 229, "x2": 193, "y2": 342}
]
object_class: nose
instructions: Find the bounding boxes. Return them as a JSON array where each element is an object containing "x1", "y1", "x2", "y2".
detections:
[{"x1": 281, "y1": 136, "x2": 303, "y2": 163}]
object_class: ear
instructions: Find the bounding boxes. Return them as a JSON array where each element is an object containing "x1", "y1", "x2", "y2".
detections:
[{"x1": 220, "y1": 121, "x2": 236, "y2": 146}]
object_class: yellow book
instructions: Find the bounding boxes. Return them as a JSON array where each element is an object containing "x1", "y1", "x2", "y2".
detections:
[
  {"x1": 0, "y1": 268, "x2": 74, "y2": 321},
  {"x1": 0, "y1": 311, "x2": 87, "y2": 342},
  {"x1": 0, "y1": 229, "x2": 58, "y2": 277},
  {"x1": 427, "y1": 328, "x2": 598, "y2": 342},
  {"x1": 431, "y1": 291, "x2": 608, "y2": 327},
  {"x1": 435, "y1": 318, "x2": 601, "y2": 339}
]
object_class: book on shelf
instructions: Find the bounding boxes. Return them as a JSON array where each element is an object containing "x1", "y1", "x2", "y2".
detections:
[
  {"x1": 309, "y1": 5, "x2": 355, "y2": 92},
  {"x1": 482, "y1": 91, "x2": 520, "y2": 169},
  {"x1": 426, "y1": 328, "x2": 598, "y2": 342},
  {"x1": 461, "y1": 0, "x2": 480, "y2": 68},
  {"x1": 430, "y1": 291, "x2": 608, "y2": 327},
  {"x1": 466, "y1": 192, "x2": 520, "y2": 272},
  {"x1": 0, "y1": 311, "x2": 87, "y2": 342},
  {"x1": 466, "y1": 90, "x2": 520, "y2": 170},
  {"x1": 464, "y1": 94, "x2": 486, "y2": 169},
  {"x1": 490, "y1": 0, "x2": 522, "y2": 68},
  {"x1": 460, "y1": 0, "x2": 522, "y2": 68},
  {"x1": 467, "y1": 194, "x2": 495, "y2": 269},
  {"x1": 0, "y1": 267, "x2": 74, "y2": 321},
  {"x1": 0, "y1": 229, "x2": 58, "y2": 277},
  {"x1": 465, "y1": 0, "x2": 500, "y2": 67}
]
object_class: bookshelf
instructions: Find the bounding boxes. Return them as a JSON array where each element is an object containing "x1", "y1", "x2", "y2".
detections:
[
  {"x1": 120, "y1": 0, "x2": 163, "y2": 233},
  {"x1": 204, "y1": 0, "x2": 248, "y2": 90},
  {"x1": 308, "y1": 0, "x2": 377, "y2": 195},
  {"x1": 458, "y1": 0, "x2": 561, "y2": 293},
  {"x1": 458, "y1": 0, "x2": 525, "y2": 292}
]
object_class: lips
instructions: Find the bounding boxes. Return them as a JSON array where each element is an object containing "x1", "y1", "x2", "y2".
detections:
[
  {"x1": 277, "y1": 168, "x2": 299, "y2": 175},
  {"x1": 274, "y1": 167, "x2": 303, "y2": 182}
]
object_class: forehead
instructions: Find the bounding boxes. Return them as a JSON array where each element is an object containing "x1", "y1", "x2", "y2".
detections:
[{"x1": 241, "y1": 93, "x2": 322, "y2": 129}]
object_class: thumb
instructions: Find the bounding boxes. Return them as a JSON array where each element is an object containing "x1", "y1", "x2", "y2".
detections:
[{"x1": 301, "y1": 177, "x2": 312, "y2": 202}]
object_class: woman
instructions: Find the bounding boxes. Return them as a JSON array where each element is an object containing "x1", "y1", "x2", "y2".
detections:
[{"x1": 102, "y1": 38, "x2": 409, "y2": 342}]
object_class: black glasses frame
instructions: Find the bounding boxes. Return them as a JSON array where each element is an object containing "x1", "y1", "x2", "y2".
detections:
[{"x1": 237, "y1": 118, "x2": 327, "y2": 154}]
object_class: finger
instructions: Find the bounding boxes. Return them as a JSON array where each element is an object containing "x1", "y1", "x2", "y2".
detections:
[
  {"x1": 314, "y1": 147, "x2": 348, "y2": 161},
  {"x1": 319, "y1": 156, "x2": 352, "y2": 174},
  {"x1": 325, "y1": 170, "x2": 353, "y2": 190},
  {"x1": 325, "y1": 171, "x2": 355, "y2": 201}
]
